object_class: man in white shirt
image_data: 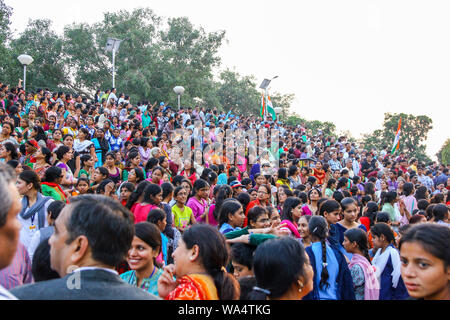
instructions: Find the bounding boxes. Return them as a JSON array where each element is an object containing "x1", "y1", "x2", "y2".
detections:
[
  {"x1": 342, "y1": 142, "x2": 352, "y2": 161},
  {"x1": 179, "y1": 108, "x2": 191, "y2": 127},
  {"x1": 198, "y1": 107, "x2": 206, "y2": 123},
  {"x1": 352, "y1": 154, "x2": 361, "y2": 177},
  {"x1": 106, "y1": 88, "x2": 117, "y2": 105},
  {"x1": 379, "y1": 145, "x2": 388, "y2": 160},
  {"x1": 118, "y1": 95, "x2": 130, "y2": 105},
  {"x1": 343, "y1": 158, "x2": 355, "y2": 179}
]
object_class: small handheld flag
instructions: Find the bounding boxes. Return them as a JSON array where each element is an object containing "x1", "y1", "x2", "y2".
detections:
[
  {"x1": 260, "y1": 92, "x2": 266, "y2": 120},
  {"x1": 265, "y1": 95, "x2": 277, "y2": 121},
  {"x1": 391, "y1": 117, "x2": 402, "y2": 155}
]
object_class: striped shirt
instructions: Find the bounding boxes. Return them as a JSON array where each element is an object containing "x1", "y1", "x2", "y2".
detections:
[{"x1": 0, "y1": 242, "x2": 34, "y2": 290}]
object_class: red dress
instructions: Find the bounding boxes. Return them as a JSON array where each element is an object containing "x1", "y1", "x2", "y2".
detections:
[
  {"x1": 313, "y1": 168, "x2": 325, "y2": 185},
  {"x1": 244, "y1": 199, "x2": 270, "y2": 227},
  {"x1": 132, "y1": 203, "x2": 158, "y2": 224},
  {"x1": 181, "y1": 170, "x2": 197, "y2": 186}
]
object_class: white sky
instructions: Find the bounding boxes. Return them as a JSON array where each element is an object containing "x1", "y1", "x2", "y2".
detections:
[{"x1": 5, "y1": 0, "x2": 450, "y2": 160}]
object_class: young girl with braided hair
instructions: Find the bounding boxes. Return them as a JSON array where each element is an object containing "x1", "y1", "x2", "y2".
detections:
[
  {"x1": 343, "y1": 228, "x2": 380, "y2": 300},
  {"x1": 303, "y1": 216, "x2": 355, "y2": 300},
  {"x1": 370, "y1": 223, "x2": 409, "y2": 300}
]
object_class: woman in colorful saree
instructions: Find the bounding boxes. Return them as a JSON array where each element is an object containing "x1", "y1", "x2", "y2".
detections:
[
  {"x1": 40, "y1": 166, "x2": 68, "y2": 203},
  {"x1": 157, "y1": 224, "x2": 239, "y2": 300}
]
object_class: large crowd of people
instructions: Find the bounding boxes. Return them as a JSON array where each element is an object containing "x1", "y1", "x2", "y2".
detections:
[{"x1": 0, "y1": 80, "x2": 449, "y2": 301}]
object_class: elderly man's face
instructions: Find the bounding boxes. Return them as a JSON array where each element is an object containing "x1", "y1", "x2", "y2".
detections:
[{"x1": 0, "y1": 182, "x2": 22, "y2": 270}]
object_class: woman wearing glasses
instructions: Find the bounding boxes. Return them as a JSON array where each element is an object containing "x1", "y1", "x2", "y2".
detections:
[{"x1": 244, "y1": 184, "x2": 272, "y2": 227}]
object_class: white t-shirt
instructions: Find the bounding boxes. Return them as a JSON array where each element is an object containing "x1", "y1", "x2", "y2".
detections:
[
  {"x1": 18, "y1": 199, "x2": 53, "y2": 251},
  {"x1": 181, "y1": 113, "x2": 191, "y2": 126},
  {"x1": 107, "y1": 92, "x2": 117, "y2": 105}
]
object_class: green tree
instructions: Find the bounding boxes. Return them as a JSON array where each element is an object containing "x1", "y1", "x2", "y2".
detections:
[
  {"x1": 158, "y1": 16, "x2": 225, "y2": 107},
  {"x1": 306, "y1": 120, "x2": 336, "y2": 136},
  {"x1": 360, "y1": 129, "x2": 384, "y2": 151},
  {"x1": 212, "y1": 69, "x2": 260, "y2": 114},
  {"x1": 0, "y1": 0, "x2": 11, "y2": 43},
  {"x1": 361, "y1": 113, "x2": 433, "y2": 163},
  {"x1": 0, "y1": 0, "x2": 13, "y2": 79},
  {"x1": 61, "y1": 9, "x2": 226, "y2": 104},
  {"x1": 5, "y1": 19, "x2": 67, "y2": 91},
  {"x1": 270, "y1": 92, "x2": 295, "y2": 122},
  {"x1": 62, "y1": 8, "x2": 161, "y2": 97},
  {"x1": 285, "y1": 114, "x2": 306, "y2": 127},
  {"x1": 436, "y1": 139, "x2": 450, "y2": 165},
  {"x1": 284, "y1": 112, "x2": 336, "y2": 136}
]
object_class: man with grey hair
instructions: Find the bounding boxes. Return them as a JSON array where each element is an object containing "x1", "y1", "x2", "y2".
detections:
[{"x1": 0, "y1": 163, "x2": 22, "y2": 300}]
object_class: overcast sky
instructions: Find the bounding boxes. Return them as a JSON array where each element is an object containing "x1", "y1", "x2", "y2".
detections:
[{"x1": 5, "y1": 0, "x2": 450, "y2": 160}]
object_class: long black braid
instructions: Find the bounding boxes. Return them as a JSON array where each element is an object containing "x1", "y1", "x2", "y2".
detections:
[{"x1": 319, "y1": 238, "x2": 330, "y2": 289}]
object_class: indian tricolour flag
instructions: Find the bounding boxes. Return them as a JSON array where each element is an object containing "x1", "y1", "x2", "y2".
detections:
[
  {"x1": 391, "y1": 117, "x2": 402, "y2": 155},
  {"x1": 265, "y1": 95, "x2": 277, "y2": 121},
  {"x1": 260, "y1": 92, "x2": 266, "y2": 120}
]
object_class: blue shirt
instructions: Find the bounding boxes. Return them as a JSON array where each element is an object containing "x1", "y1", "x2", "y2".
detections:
[
  {"x1": 435, "y1": 173, "x2": 448, "y2": 187},
  {"x1": 335, "y1": 223, "x2": 367, "y2": 260},
  {"x1": 109, "y1": 136, "x2": 123, "y2": 152},
  {"x1": 219, "y1": 223, "x2": 241, "y2": 235},
  {"x1": 25, "y1": 100, "x2": 38, "y2": 113},
  {"x1": 161, "y1": 232, "x2": 168, "y2": 265},
  {"x1": 138, "y1": 105, "x2": 148, "y2": 113},
  {"x1": 328, "y1": 159, "x2": 343, "y2": 171},
  {"x1": 120, "y1": 268, "x2": 163, "y2": 297},
  {"x1": 311, "y1": 242, "x2": 339, "y2": 300}
]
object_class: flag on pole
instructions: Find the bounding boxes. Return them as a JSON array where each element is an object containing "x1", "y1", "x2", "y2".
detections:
[
  {"x1": 260, "y1": 92, "x2": 266, "y2": 120},
  {"x1": 265, "y1": 95, "x2": 277, "y2": 121},
  {"x1": 391, "y1": 117, "x2": 402, "y2": 155}
]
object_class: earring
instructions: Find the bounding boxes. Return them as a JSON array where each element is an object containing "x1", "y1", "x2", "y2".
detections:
[{"x1": 298, "y1": 282, "x2": 304, "y2": 293}]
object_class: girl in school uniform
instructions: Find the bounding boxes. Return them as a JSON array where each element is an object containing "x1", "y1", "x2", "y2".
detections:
[{"x1": 370, "y1": 223, "x2": 409, "y2": 300}]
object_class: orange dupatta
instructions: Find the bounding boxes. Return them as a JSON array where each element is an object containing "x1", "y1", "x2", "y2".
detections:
[{"x1": 166, "y1": 274, "x2": 219, "y2": 300}]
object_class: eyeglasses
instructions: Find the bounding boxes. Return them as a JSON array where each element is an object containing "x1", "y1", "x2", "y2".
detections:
[{"x1": 257, "y1": 190, "x2": 268, "y2": 195}]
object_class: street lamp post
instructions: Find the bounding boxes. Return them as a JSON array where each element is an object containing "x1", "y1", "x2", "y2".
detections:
[
  {"x1": 259, "y1": 76, "x2": 278, "y2": 121},
  {"x1": 173, "y1": 86, "x2": 185, "y2": 110},
  {"x1": 105, "y1": 38, "x2": 125, "y2": 88},
  {"x1": 274, "y1": 107, "x2": 282, "y2": 122},
  {"x1": 17, "y1": 54, "x2": 34, "y2": 92}
]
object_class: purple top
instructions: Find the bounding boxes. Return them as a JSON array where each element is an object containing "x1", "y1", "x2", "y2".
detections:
[
  {"x1": 138, "y1": 146, "x2": 152, "y2": 163},
  {"x1": 387, "y1": 179, "x2": 399, "y2": 191},
  {"x1": 109, "y1": 167, "x2": 121, "y2": 184},
  {"x1": 186, "y1": 197, "x2": 208, "y2": 223},
  {"x1": 56, "y1": 162, "x2": 74, "y2": 183},
  {"x1": 208, "y1": 204, "x2": 218, "y2": 227}
]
